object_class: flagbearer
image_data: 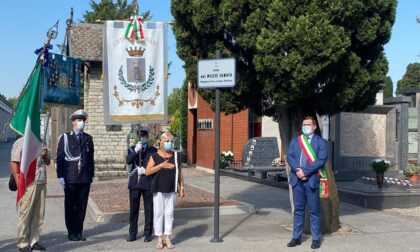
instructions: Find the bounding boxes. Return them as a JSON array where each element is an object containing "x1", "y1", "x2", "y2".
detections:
[
  {"x1": 10, "y1": 136, "x2": 50, "y2": 252},
  {"x1": 286, "y1": 116, "x2": 328, "y2": 250},
  {"x1": 56, "y1": 109, "x2": 94, "y2": 242},
  {"x1": 126, "y1": 126, "x2": 157, "y2": 242}
]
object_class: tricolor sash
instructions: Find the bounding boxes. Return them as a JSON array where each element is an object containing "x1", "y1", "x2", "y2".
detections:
[{"x1": 297, "y1": 134, "x2": 329, "y2": 198}]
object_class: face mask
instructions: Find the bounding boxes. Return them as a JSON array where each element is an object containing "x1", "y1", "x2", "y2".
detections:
[
  {"x1": 163, "y1": 141, "x2": 173, "y2": 151},
  {"x1": 76, "y1": 121, "x2": 85, "y2": 131},
  {"x1": 140, "y1": 137, "x2": 148, "y2": 145},
  {"x1": 302, "y1": 125, "x2": 313, "y2": 136}
]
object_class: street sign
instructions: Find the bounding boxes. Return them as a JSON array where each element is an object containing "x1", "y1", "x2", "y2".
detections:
[{"x1": 197, "y1": 58, "x2": 236, "y2": 88}]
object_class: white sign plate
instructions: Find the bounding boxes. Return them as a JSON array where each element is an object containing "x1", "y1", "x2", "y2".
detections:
[{"x1": 197, "y1": 58, "x2": 236, "y2": 88}]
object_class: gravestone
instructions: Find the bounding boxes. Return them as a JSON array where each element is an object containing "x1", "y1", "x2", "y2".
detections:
[
  {"x1": 242, "y1": 137, "x2": 279, "y2": 167},
  {"x1": 331, "y1": 105, "x2": 398, "y2": 180}
]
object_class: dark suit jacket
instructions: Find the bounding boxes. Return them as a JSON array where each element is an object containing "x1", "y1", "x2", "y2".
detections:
[
  {"x1": 56, "y1": 131, "x2": 95, "y2": 184},
  {"x1": 287, "y1": 134, "x2": 327, "y2": 189},
  {"x1": 126, "y1": 145, "x2": 157, "y2": 190}
]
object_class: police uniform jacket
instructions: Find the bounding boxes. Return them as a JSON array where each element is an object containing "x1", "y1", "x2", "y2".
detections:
[
  {"x1": 126, "y1": 145, "x2": 157, "y2": 190},
  {"x1": 56, "y1": 131, "x2": 95, "y2": 184}
]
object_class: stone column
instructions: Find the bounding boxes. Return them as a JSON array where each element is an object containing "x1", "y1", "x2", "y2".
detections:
[{"x1": 384, "y1": 96, "x2": 411, "y2": 172}]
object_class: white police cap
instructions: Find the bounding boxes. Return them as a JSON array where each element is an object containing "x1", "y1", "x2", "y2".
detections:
[
  {"x1": 69, "y1": 109, "x2": 88, "y2": 121},
  {"x1": 139, "y1": 126, "x2": 149, "y2": 134}
]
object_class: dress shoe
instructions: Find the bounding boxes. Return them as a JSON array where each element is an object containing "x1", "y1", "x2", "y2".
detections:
[
  {"x1": 31, "y1": 243, "x2": 46, "y2": 251},
  {"x1": 68, "y1": 234, "x2": 78, "y2": 241},
  {"x1": 311, "y1": 240, "x2": 321, "y2": 249},
  {"x1": 144, "y1": 234, "x2": 153, "y2": 242},
  {"x1": 77, "y1": 233, "x2": 86, "y2": 241},
  {"x1": 127, "y1": 236, "x2": 136, "y2": 242},
  {"x1": 287, "y1": 238, "x2": 301, "y2": 247},
  {"x1": 18, "y1": 247, "x2": 31, "y2": 252}
]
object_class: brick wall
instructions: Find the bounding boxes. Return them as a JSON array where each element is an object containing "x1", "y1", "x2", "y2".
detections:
[
  {"x1": 189, "y1": 94, "x2": 249, "y2": 169},
  {"x1": 85, "y1": 77, "x2": 131, "y2": 179}
]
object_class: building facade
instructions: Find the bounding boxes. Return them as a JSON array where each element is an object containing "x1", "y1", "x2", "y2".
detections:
[
  {"x1": 186, "y1": 84, "x2": 283, "y2": 170},
  {"x1": 0, "y1": 95, "x2": 16, "y2": 141}
]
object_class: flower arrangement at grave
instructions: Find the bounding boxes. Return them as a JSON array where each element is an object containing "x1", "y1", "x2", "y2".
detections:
[
  {"x1": 369, "y1": 159, "x2": 391, "y2": 188},
  {"x1": 220, "y1": 151, "x2": 234, "y2": 169},
  {"x1": 271, "y1": 158, "x2": 283, "y2": 167},
  {"x1": 404, "y1": 163, "x2": 420, "y2": 183},
  {"x1": 369, "y1": 159, "x2": 391, "y2": 174}
]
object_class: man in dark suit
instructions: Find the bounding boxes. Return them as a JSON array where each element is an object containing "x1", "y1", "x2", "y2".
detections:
[
  {"x1": 56, "y1": 109, "x2": 94, "y2": 242},
  {"x1": 126, "y1": 126, "x2": 157, "y2": 242},
  {"x1": 286, "y1": 116, "x2": 327, "y2": 249}
]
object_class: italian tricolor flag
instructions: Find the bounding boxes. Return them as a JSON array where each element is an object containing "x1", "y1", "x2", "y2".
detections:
[{"x1": 10, "y1": 62, "x2": 42, "y2": 204}]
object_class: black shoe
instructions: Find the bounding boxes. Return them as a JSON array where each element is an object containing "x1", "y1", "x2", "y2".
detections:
[
  {"x1": 144, "y1": 235, "x2": 153, "y2": 242},
  {"x1": 127, "y1": 236, "x2": 136, "y2": 242},
  {"x1": 31, "y1": 243, "x2": 46, "y2": 251},
  {"x1": 311, "y1": 240, "x2": 321, "y2": 249},
  {"x1": 68, "y1": 234, "x2": 78, "y2": 241},
  {"x1": 287, "y1": 238, "x2": 301, "y2": 247},
  {"x1": 18, "y1": 247, "x2": 31, "y2": 252},
  {"x1": 77, "y1": 233, "x2": 86, "y2": 241}
]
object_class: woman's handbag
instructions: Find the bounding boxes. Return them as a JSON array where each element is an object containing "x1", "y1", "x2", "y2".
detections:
[{"x1": 8, "y1": 174, "x2": 17, "y2": 191}]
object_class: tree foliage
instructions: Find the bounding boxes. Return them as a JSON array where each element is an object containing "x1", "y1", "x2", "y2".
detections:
[
  {"x1": 397, "y1": 63, "x2": 420, "y2": 91},
  {"x1": 168, "y1": 85, "x2": 188, "y2": 151},
  {"x1": 83, "y1": 0, "x2": 151, "y2": 23},
  {"x1": 171, "y1": 0, "x2": 396, "y2": 117},
  {"x1": 383, "y1": 76, "x2": 393, "y2": 98}
]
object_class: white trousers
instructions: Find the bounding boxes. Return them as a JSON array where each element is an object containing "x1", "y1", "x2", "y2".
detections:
[{"x1": 153, "y1": 192, "x2": 176, "y2": 236}]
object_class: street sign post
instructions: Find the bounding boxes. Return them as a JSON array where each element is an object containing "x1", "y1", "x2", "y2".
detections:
[
  {"x1": 197, "y1": 58, "x2": 236, "y2": 88},
  {"x1": 197, "y1": 52, "x2": 235, "y2": 243}
]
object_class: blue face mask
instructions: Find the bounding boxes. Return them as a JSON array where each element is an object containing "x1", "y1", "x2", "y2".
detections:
[
  {"x1": 163, "y1": 141, "x2": 173, "y2": 151},
  {"x1": 302, "y1": 125, "x2": 313, "y2": 136},
  {"x1": 76, "y1": 121, "x2": 85, "y2": 131}
]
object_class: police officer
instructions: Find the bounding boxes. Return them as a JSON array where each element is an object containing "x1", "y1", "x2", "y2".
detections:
[
  {"x1": 126, "y1": 126, "x2": 157, "y2": 242},
  {"x1": 56, "y1": 109, "x2": 94, "y2": 241}
]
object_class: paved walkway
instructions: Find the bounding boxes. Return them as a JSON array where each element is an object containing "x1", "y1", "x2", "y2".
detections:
[{"x1": 2, "y1": 142, "x2": 420, "y2": 251}]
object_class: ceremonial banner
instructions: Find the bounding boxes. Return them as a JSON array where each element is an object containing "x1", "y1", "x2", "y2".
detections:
[
  {"x1": 42, "y1": 53, "x2": 83, "y2": 105},
  {"x1": 103, "y1": 21, "x2": 168, "y2": 125},
  {"x1": 10, "y1": 62, "x2": 42, "y2": 204}
]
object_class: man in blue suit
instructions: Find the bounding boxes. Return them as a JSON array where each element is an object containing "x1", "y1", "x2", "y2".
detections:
[
  {"x1": 126, "y1": 127, "x2": 157, "y2": 242},
  {"x1": 286, "y1": 116, "x2": 327, "y2": 249},
  {"x1": 56, "y1": 109, "x2": 94, "y2": 241}
]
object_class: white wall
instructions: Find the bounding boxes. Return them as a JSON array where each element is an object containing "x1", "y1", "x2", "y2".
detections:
[{"x1": 261, "y1": 116, "x2": 281, "y2": 155}]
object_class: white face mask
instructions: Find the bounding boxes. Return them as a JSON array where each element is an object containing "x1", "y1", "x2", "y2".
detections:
[
  {"x1": 302, "y1": 125, "x2": 313, "y2": 136},
  {"x1": 140, "y1": 137, "x2": 148, "y2": 145},
  {"x1": 76, "y1": 121, "x2": 85, "y2": 131}
]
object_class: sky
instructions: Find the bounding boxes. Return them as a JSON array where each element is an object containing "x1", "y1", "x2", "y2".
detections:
[{"x1": 0, "y1": 0, "x2": 419, "y2": 99}]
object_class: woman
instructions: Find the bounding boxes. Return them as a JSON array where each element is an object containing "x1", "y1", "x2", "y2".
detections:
[{"x1": 145, "y1": 131, "x2": 185, "y2": 249}]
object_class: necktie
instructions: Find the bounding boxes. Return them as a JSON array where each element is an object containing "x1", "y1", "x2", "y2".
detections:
[
  {"x1": 300, "y1": 136, "x2": 310, "y2": 168},
  {"x1": 300, "y1": 151, "x2": 308, "y2": 169},
  {"x1": 77, "y1": 133, "x2": 82, "y2": 143}
]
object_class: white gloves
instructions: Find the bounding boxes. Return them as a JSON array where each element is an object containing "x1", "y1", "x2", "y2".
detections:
[
  {"x1": 137, "y1": 166, "x2": 146, "y2": 175},
  {"x1": 134, "y1": 142, "x2": 142, "y2": 153},
  {"x1": 59, "y1": 177, "x2": 65, "y2": 189}
]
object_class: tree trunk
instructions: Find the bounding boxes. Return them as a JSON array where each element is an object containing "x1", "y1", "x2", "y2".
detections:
[{"x1": 276, "y1": 106, "x2": 341, "y2": 235}]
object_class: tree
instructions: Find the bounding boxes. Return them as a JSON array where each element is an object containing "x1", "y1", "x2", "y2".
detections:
[
  {"x1": 7, "y1": 96, "x2": 20, "y2": 108},
  {"x1": 167, "y1": 86, "x2": 187, "y2": 151},
  {"x1": 83, "y1": 0, "x2": 151, "y2": 23},
  {"x1": 383, "y1": 76, "x2": 393, "y2": 98},
  {"x1": 396, "y1": 63, "x2": 420, "y2": 91},
  {"x1": 172, "y1": 0, "x2": 396, "y2": 234}
]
